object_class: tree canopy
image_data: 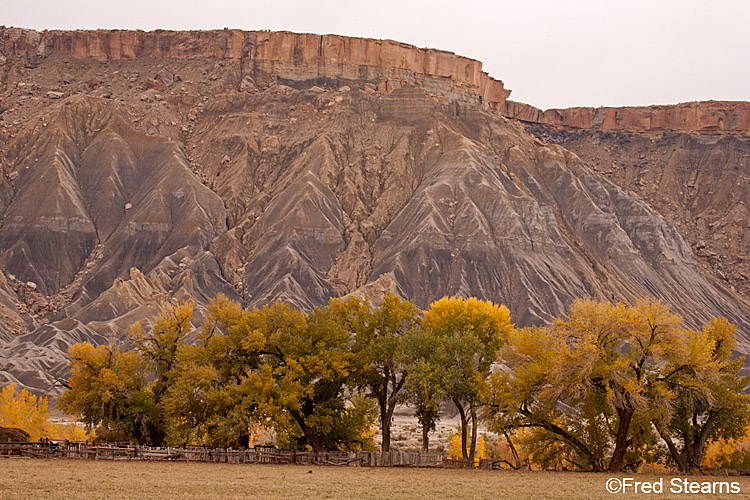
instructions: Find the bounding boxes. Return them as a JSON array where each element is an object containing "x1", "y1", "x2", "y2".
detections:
[
  {"x1": 59, "y1": 293, "x2": 748, "y2": 474},
  {"x1": 483, "y1": 298, "x2": 748, "y2": 472},
  {"x1": 422, "y1": 296, "x2": 512, "y2": 461},
  {"x1": 1, "y1": 384, "x2": 89, "y2": 442}
]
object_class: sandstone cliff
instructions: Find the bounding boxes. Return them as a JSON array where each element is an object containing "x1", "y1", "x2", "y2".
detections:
[
  {"x1": 504, "y1": 100, "x2": 750, "y2": 134},
  {"x1": 0, "y1": 28, "x2": 509, "y2": 110}
]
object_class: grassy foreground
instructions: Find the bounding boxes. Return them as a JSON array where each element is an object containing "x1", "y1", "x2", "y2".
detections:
[{"x1": 1, "y1": 459, "x2": 749, "y2": 500}]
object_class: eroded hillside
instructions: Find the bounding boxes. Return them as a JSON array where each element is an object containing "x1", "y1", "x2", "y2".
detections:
[
  {"x1": 524, "y1": 125, "x2": 750, "y2": 297},
  {"x1": 0, "y1": 28, "x2": 748, "y2": 396}
]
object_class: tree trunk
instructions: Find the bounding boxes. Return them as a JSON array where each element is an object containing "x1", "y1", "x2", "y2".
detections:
[
  {"x1": 237, "y1": 426, "x2": 249, "y2": 449},
  {"x1": 503, "y1": 430, "x2": 521, "y2": 469},
  {"x1": 454, "y1": 399, "x2": 469, "y2": 460},
  {"x1": 469, "y1": 405, "x2": 478, "y2": 463},
  {"x1": 417, "y1": 402, "x2": 436, "y2": 453},
  {"x1": 608, "y1": 408, "x2": 634, "y2": 472},
  {"x1": 380, "y1": 390, "x2": 391, "y2": 452},
  {"x1": 290, "y1": 409, "x2": 323, "y2": 452},
  {"x1": 682, "y1": 428, "x2": 695, "y2": 470},
  {"x1": 308, "y1": 432, "x2": 323, "y2": 453},
  {"x1": 376, "y1": 370, "x2": 405, "y2": 453},
  {"x1": 519, "y1": 407, "x2": 602, "y2": 471},
  {"x1": 657, "y1": 427, "x2": 689, "y2": 473},
  {"x1": 689, "y1": 410, "x2": 720, "y2": 471}
]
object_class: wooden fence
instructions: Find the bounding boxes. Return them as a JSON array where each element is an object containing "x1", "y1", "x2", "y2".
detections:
[{"x1": 0, "y1": 442, "x2": 455, "y2": 468}]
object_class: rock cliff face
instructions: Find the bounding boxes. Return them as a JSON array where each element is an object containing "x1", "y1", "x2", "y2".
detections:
[
  {"x1": 1, "y1": 28, "x2": 509, "y2": 109},
  {"x1": 504, "y1": 100, "x2": 750, "y2": 134},
  {"x1": 0, "y1": 28, "x2": 748, "y2": 397}
]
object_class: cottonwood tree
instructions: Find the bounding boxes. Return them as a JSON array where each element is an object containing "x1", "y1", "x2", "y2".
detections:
[
  {"x1": 1, "y1": 384, "x2": 89, "y2": 441},
  {"x1": 62, "y1": 302, "x2": 196, "y2": 446},
  {"x1": 161, "y1": 294, "x2": 258, "y2": 446},
  {"x1": 245, "y1": 298, "x2": 376, "y2": 452},
  {"x1": 353, "y1": 293, "x2": 420, "y2": 452},
  {"x1": 0, "y1": 384, "x2": 52, "y2": 441},
  {"x1": 130, "y1": 302, "x2": 194, "y2": 403},
  {"x1": 557, "y1": 299, "x2": 688, "y2": 472},
  {"x1": 423, "y1": 296, "x2": 512, "y2": 462},
  {"x1": 653, "y1": 317, "x2": 750, "y2": 472},
  {"x1": 483, "y1": 324, "x2": 613, "y2": 470},
  {"x1": 402, "y1": 327, "x2": 446, "y2": 451},
  {"x1": 89, "y1": 295, "x2": 376, "y2": 450},
  {"x1": 485, "y1": 299, "x2": 733, "y2": 472},
  {"x1": 59, "y1": 342, "x2": 162, "y2": 444}
]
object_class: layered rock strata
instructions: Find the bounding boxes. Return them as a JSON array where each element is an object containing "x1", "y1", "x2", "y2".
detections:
[
  {"x1": 504, "y1": 100, "x2": 750, "y2": 134},
  {"x1": 0, "y1": 28, "x2": 509, "y2": 110},
  {"x1": 0, "y1": 28, "x2": 747, "y2": 398}
]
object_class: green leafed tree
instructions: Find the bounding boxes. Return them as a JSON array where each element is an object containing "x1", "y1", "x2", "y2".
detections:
[
  {"x1": 653, "y1": 317, "x2": 750, "y2": 472},
  {"x1": 244, "y1": 298, "x2": 376, "y2": 451},
  {"x1": 401, "y1": 325, "x2": 448, "y2": 452},
  {"x1": 422, "y1": 296, "x2": 512, "y2": 461},
  {"x1": 130, "y1": 302, "x2": 194, "y2": 403},
  {"x1": 353, "y1": 292, "x2": 420, "y2": 452},
  {"x1": 161, "y1": 294, "x2": 258, "y2": 446}
]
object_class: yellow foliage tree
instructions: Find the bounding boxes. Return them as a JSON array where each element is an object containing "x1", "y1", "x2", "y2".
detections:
[
  {"x1": 484, "y1": 298, "x2": 745, "y2": 473},
  {"x1": 0, "y1": 384, "x2": 51, "y2": 440},
  {"x1": 50, "y1": 421, "x2": 91, "y2": 442},
  {"x1": 130, "y1": 301, "x2": 194, "y2": 401},
  {"x1": 704, "y1": 426, "x2": 750, "y2": 469},
  {"x1": 58, "y1": 342, "x2": 158, "y2": 444},
  {"x1": 0, "y1": 384, "x2": 90, "y2": 441},
  {"x1": 423, "y1": 296, "x2": 512, "y2": 461},
  {"x1": 447, "y1": 430, "x2": 486, "y2": 465}
]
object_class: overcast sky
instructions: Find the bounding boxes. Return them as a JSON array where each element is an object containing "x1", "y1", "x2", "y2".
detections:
[{"x1": 5, "y1": 0, "x2": 749, "y2": 109}]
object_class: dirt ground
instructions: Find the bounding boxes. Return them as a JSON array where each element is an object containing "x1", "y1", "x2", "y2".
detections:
[
  {"x1": 377, "y1": 406, "x2": 463, "y2": 451},
  {"x1": 1, "y1": 458, "x2": 749, "y2": 500}
]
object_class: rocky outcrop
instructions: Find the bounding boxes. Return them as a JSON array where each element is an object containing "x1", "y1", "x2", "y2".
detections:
[
  {"x1": 0, "y1": 319, "x2": 107, "y2": 394},
  {"x1": 504, "y1": 100, "x2": 750, "y2": 134},
  {"x1": 0, "y1": 28, "x2": 510, "y2": 110},
  {"x1": 187, "y1": 84, "x2": 750, "y2": 339}
]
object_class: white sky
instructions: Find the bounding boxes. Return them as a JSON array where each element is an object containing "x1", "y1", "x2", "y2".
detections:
[{"x1": 4, "y1": 0, "x2": 749, "y2": 109}]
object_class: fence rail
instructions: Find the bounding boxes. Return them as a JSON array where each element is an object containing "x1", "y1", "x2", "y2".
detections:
[{"x1": 0, "y1": 442, "x2": 454, "y2": 468}]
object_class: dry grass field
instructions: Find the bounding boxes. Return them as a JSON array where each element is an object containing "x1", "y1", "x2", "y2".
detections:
[{"x1": 1, "y1": 459, "x2": 749, "y2": 500}]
